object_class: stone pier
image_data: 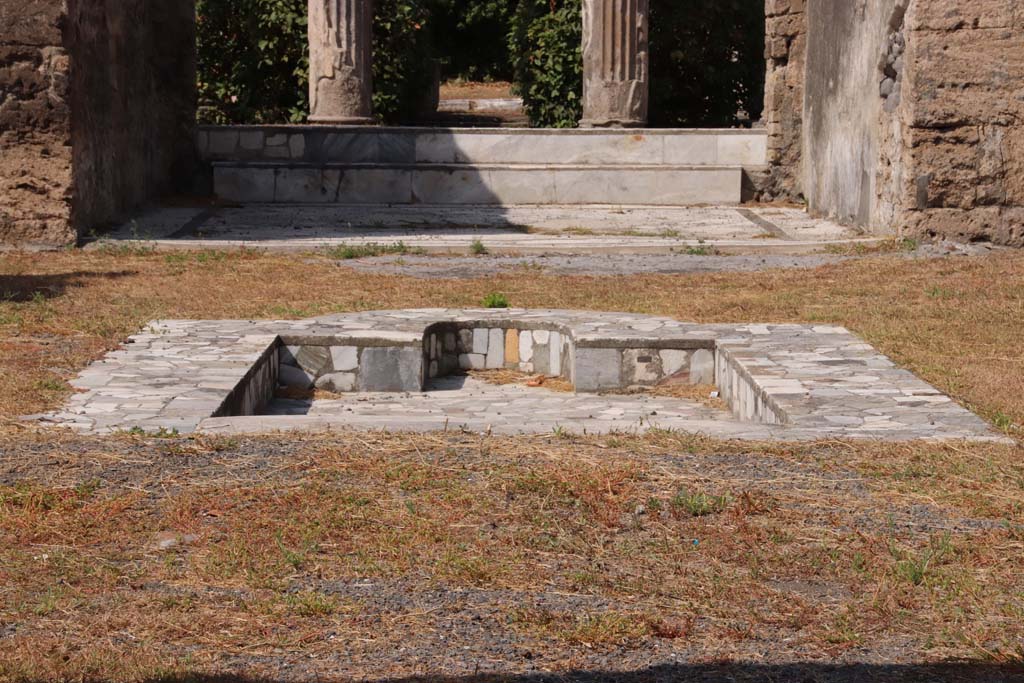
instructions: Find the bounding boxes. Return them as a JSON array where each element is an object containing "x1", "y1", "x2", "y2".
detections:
[
  {"x1": 580, "y1": 0, "x2": 650, "y2": 128},
  {"x1": 308, "y1": 0, "x2": 374, "y2": 124}
]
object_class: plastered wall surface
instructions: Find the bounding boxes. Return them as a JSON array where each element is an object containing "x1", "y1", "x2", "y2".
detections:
[{"x1": 803, "y1": 0, "x2": 1024, "y2": 246}]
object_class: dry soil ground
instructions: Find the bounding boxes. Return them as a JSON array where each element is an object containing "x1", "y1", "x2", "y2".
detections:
[{"x1": 0, "y1": 247, "x2": 1022, "y2": 682}]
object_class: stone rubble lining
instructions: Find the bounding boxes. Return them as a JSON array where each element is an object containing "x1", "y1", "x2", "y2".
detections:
[{"x1": 34, "y1": 309, "x2": 1005, "y2": 442}]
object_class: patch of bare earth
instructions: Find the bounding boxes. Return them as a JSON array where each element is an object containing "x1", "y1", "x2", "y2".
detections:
[
  {"x1": 439, "y1": 81, "x2": 514, "y2": 101},
  {"x1": 0, "y1": 248, "x2": 1022, "y2": 680}
]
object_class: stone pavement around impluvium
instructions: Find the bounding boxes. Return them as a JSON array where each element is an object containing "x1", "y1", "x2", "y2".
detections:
[
  {"x1": 32, "y1": 309, "x2": 1007, "y2": 443},
  {"x1": 96, "y1": 205, "x2": 877, "y2": 255}
]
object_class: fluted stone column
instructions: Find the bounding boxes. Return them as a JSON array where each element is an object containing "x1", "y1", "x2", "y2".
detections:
[
  {"x1": 308, "y1": 0, "x2": 374, "y2": 124},
  {"x1": 580, "y1": 0, "x2": 649, "y2": 128}
]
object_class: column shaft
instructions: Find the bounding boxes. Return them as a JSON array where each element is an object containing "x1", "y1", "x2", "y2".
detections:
[
  {"x1": 580, "y1": 0, "x2": 649, "y2": 127},
  {"x1": 308, "y1": 0, "x2": 373, "y2": 124}
]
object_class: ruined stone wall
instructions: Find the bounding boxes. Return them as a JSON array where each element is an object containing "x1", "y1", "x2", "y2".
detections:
[
  {"x1": 0, "y1": 0, "x2": 195, "y2": 249},
  {"x1": 0, "y1": 0, "x2": 75, "y2": 248},
  {"x1": 762, "y1": 0, "x2": 806, "y2": 201},
  {"x1": 67, "y1": 0, "x2": 197, "y2": 236},
  {"x1": 893, "y1": 0, "x2": 1024, "y2": 246},
  {"x1": 803, "y1": 0, "x2": 1024, "y2": 246}
]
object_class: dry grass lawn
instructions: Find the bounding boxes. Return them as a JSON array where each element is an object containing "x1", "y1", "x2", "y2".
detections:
[{"x1": 0, "y1": 248, "x2": 1022, "y2": 682}]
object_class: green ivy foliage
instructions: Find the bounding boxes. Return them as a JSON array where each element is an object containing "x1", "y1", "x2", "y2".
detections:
[
  {"x1": 509, "y1": 0, "x2": 583, "y2": 128},
  {"x1": 372, "y1": 0, "x2": 435, "y2": 124},
  {"x1": 196, "y1": 0, "x2": 309, "y2": 124},
  {"x1": 428, "y1": 0, "x2": 518, "y2": 81},
  {"x1": 195, "y1": 0, "x2": 765, "y2": 129},
  {"x1": 508, "y1": 0, "x2": 764, "y2": 129},
  {"x1": 649, "y1": 0, "x2": 765, "y2": 128},
  {"x1": 196, "y1": 0, "x2": 434, "y2": 125}
]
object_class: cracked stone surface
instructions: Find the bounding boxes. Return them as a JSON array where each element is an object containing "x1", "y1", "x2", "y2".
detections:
[
  {"x1": 33, "y1": 309, "x2": 1005, "y2": 442},
  {"x1": 96, "y1": 205, "x2": 872, "y2": 254}
]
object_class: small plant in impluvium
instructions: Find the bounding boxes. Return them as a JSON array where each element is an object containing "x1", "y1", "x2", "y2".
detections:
[{"x1": 483, "y1": 293, "x2": 509, "y2": 309}]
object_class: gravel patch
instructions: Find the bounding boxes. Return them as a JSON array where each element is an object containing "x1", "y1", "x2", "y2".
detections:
[{"x1": 336, "y1": 241, "x2": 1004, "y2": 279}]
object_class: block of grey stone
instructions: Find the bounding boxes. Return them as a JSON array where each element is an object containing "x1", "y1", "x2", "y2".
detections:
[
  {"x1": 459, "y1": 353, "x2": 486, "y2": 370},
  {"x1": 472, "y1": 328, "x2": 489, "y2": 354},
  {"x1": 519, "y1": 331, "x2": 534, "y2": 363},
  {"x1": 316, "y1": 372, "x2": 356, "y2": 393},
  {"x1": 279, "y1": 345, "x2": 301, "y2": 367},
  {"x1": 533, "y1": 340, "x2": 551, "y2": 375},
  {"x1": 330, "y1": 346, "x2": 358, "y2": 372},
  {"x1": 295, "y1": 346, "x2": 332, "y2": 376},
  {"x1": 486, "y1": 329, "x2": 505, "y2": 369},
  {"x1": 624, "y1": 348, "x2": 665, "y2": 384},
  {"x1": 358, "y1": 347, "x2": 423, "y2": 392},
  {"x1": 239, "y1": 131, "x2": 264, "y2": 151},
  {"x1": 659, "y1": 349, "x2": 690, "y2": 377},
  {"x1": 213, "y1": 166, "x2": 275, "y2": 203},
  {"x1": 208, "y1": 130, "x2": 240, "y2": 156},
  {"x1": 575, "y1": 348, "x2": 623, "y2": 392},
  {"x1": 280, "y1": 364, "x2": 315, "y2": 390},
  {"x1": 690, "y1": 348, "x2": 715, "y2": 384},
  {"x1": 549, "y1": 332, "x2": 562, "y2": 376}
]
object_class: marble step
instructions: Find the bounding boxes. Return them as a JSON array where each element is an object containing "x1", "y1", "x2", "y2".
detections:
[
  {"x1": 212, "y1": 162, "x2": 744, "y2": 206},
  {"x1": 198, "y1": 125, "x2": 767, "y2": 167}
]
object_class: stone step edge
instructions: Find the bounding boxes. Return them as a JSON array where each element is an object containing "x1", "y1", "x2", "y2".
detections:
[
  {"x1": 211, "y1": 161, "x2": 751, "y2": 172},
  {"x1": 199, "y1": 124, "x2": 767, "y2": 136}
]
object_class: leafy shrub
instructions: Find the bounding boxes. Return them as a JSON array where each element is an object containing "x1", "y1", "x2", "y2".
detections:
[
  {"x1": 482, "y1": 292, "x2": 510, "y2": 308},
  {"x1": 372, "y1": 0, "x2": 436, "y2": 124},
  {"x1": 648, "y1": 0, "x2": 765, "y2": 127},
  {"x1": 508, "y1": 0, "x2": 764, "y2": 128},
  {"x1": 195, "y1": 0, "x2": 765, "y2": 128},
  {"x1": 509, "y1": 0, "x2": 583, "y2": 128},
  {"x1": 427, "y1": 0, "x2": 518, "y2": 81},
  {"x1": 196, "y1": 0, "x2": 435, "y2": 125},
  {"x1": 196, "y1": 0, "x2": 309, "y2": 124}
]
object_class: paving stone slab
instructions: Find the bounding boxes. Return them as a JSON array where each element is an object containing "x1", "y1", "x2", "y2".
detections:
[{"x1": 34, "y1": 309, "x2": 1007, "y2": 443}]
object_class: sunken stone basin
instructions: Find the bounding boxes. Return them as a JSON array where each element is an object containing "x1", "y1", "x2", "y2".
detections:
[{"x1": 37, "y1": 309, "x2": 1005, "y2": 442}]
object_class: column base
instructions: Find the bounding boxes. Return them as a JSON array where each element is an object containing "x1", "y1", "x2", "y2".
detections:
[{"x1": 308, "y1": 115, "x2": 376, "y2": 125}]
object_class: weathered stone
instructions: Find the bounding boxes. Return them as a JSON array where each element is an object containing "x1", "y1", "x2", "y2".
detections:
[
  {"x1": 691, "y1": 348, "x2": 715, "y2": 384},
  {"x1": 295, "y1": 345, "x2": 332, "y2": 376},
  {"x1": 575, "y1": 348, "x2": 623, "y2": 391},
  {"x1": 330, "y1": 346, "x2": 358, "y2": 372},
  {"x1": 308, "y1": 0, "x2": 373, "y2": 124},
  {"x1": 279, "y1": 346, "x2": 301, "y2": 366},
  {"x1": 0, "y1": 0, "x2": 194, "y2": 248},
  {"x1": 457, "y1": 329, "x2": 474, "y2": 353},
  {"x1": 549, "y1": 332, "x2": 563, "y2": 376},
  {"x1": 280, "y1": 364, "x2": 315, "y2": 390},
  {"x1": 486, "y1": 329, "x2": 505, "y2": 369},
  {"x1": 519, "y1": 331, "x2": 534, "y2": 362},
  {"x1": 472, "y1": 328, "x2": 489, "y2": 354},
  {"x1": 316, "y1": 371, "x2": 356, "y2": 393},
  {"x1": 659, "y1": 349, "x2": 691, "y2": 377},
  {"x1": 36, "y1": 310, "x2": 1006, "y2": 442},
  {"x1": 624, "y1": 348, "x2": 663, "y2": 384},
  {"x1": 459, "y1": 353, "x2": 486, "y2": 370},
  {"x1": 358, "y1": 346, "x2": 422, "y2": 392},
  {"x1": 505, "y1": 329, "x2": 520, "y2": 364},
  {"x1": 580, "y1": 0, "x2": 649, "y2": 128}
]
